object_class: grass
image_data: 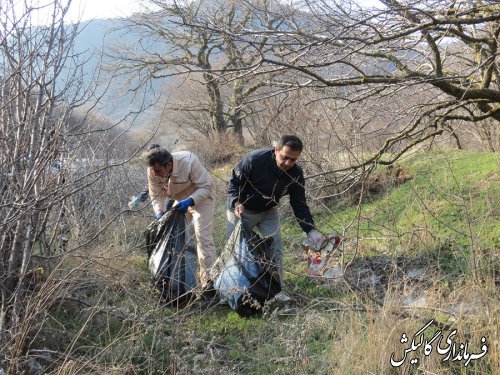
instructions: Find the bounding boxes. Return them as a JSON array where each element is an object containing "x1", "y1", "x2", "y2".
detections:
[
  {"x1": 290, "y1": 150, "x2": 499, "y2": 265},
  {"x1": 37, "y1": 149, "x2": 498, "y2": 374}
]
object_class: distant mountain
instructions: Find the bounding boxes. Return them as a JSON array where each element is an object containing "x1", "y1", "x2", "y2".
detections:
[
  {"x1": 72, "y1": 18, "x2": 165, "y2": 126},
  {"x1": 75, "y1": 19, "x2": 119, "y2": 57}
]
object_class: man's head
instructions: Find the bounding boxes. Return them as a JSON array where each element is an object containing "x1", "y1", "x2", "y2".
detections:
[
  {"x1": 274, "y1": 135, "x2": 303, "y2": 171},
  {"x1": 145, "y1": 148, "x2": 173, "y2": 178}
]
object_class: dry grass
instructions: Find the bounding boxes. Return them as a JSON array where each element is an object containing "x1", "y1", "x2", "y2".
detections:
[
  {"x1": 5, "y1": 149, "x2": 498, "y2": 375},
  {"x1": 11, "y1": 229, "x2": 497, "y2": 375}
]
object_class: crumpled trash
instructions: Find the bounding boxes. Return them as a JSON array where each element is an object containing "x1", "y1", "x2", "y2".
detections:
[
  {"x1": 302, "y1": 232, "x2": 342, "y2": 276},
  {"x1": 303, "y1": 231, "x2": 342, "y2": 252}
]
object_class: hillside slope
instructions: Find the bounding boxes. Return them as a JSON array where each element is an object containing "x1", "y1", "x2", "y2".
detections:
[
  {"x1": 291, "y1": 150, "x2": 499, "y2": 269},
  {"x1": 40, "y1": 150, "x2": 499, "y2": 374}
]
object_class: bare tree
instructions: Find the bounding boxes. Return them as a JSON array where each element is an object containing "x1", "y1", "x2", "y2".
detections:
[
  {"x1": 179, "y1": 0, "x2": 499, "y2": 163},
  {"x1": 0, "y1": 2, "x2": 139, "y2": 372},
  {"x1": 111, "y1": 0, "x2": 288, "y2": 142},
  {"x1": 116, "y1": 0, "x2": 499, "y2": 196},
  {"x1": 249, "y1": 0, "x2": 500, "y2": 159}
]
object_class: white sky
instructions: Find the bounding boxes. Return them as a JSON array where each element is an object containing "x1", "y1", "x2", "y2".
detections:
[
  {"x1": 70, "y1": 0, "x2": 383, "y2": 20},
  {"x1": 15, "y1": 0, "x2": 382, "y2": 25},
  {"x1": 15, "y1": 0, "x2": 377, "y2": 24},
  {"x1": 13, "y1": 0, "x2": 144, "y2": 25},
  {"x1": 65, "y1": 0, "x2": 143, "y2": 22}
]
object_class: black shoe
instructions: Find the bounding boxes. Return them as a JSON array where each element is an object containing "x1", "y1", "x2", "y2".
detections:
[
  {"x1": 201, "y1": 287, "x2": 217, "y2": 300},
  {"x1": 197, "y1": 280, "x2": 217, "y2": 305},
  {"x1": 202, "y1": 279, "x2": 217, "y2": 298}
]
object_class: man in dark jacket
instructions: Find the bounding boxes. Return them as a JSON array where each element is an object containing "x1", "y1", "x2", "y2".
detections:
[{"x1": 227, "y1": 135, "x2": 324, "y2": 296}]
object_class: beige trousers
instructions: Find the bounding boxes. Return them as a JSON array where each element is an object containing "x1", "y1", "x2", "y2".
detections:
[{"x1": 185, "y1": 197, "x2": 216, "y2": 287}]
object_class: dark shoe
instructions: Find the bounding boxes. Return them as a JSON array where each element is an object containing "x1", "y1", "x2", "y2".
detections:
[
  {"x1": 200, "y1": 280, "x2": 217, "y2": 300},
  {"x1": 273, "y1": 291, "x2": 291, "y2": 302},
  {"x1": 201, "y1": 288, "x2": 216, "y2": 300}
]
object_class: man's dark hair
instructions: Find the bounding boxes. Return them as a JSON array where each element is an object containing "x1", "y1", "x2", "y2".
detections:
[
  {"x1": 145, "y1": 148, "x2": 173, "y2": 166},
  {"x1": 277, "y1": 135, "x2": 303, "y2": 152}
]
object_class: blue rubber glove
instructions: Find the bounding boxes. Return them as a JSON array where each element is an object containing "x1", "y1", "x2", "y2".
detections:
[
  {"x1": 173, "y1": 197, "x2": 194, "y2": 214},
  {"x1": 156, "y1": 211, "x2": 164, "y2": 219}
]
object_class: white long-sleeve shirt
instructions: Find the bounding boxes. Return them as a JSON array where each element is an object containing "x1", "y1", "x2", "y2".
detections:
[{"x1": 147, "y1": 151, "x2": 214, "y2": 215}]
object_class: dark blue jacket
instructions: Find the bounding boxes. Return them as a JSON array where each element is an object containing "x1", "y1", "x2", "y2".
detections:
[{"x1": 227, "y1": 148, "x2": 315, "y2": 233}]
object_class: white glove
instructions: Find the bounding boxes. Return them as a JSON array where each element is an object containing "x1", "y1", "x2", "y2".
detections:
[
  {"x1": 128, "y1": 196, "x2": 140, "y2": 209},
  {"x1": 307, "y1": 229, "x2": 324, "y2": 250}
]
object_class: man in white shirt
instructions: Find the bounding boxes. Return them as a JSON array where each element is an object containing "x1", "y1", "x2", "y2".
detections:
[{"x1": 146, "y1": 148, "x2": 216, "y2": 296}]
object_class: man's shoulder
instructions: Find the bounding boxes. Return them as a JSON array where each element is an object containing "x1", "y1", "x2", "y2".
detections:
[
  {"x1": 292, "y1": 163, "x2": 305, "y2": 175},
  {"x1": 173, "y1": 150, "x2": 195, "y2": 158},
  {"x1": 244, "y1": 148, "x2": 272, "y2": 162},
  {"x1": 173, "y1": 151, "x2": 199, "y2": 162}
]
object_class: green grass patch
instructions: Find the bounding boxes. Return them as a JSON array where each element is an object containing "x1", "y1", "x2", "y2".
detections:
[{"x1": 312, "y1": 150, "x2": 498, "y2": 260}]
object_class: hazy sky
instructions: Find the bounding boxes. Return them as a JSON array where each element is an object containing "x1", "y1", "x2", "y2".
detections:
[
  {"x1": 19, "y1": 0, "x2": 381, "y2": 25},
  {"x1": 67, "y1": 0, "x2": 381, "y2": 21},
  {"x1": 64, "y1": 0, "x2": 143, "y2": 22},
  {"x1": 14, "y1": 0, "x2": 144, "y2": 25}
]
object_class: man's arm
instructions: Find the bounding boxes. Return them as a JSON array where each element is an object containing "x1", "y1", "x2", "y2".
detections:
[
  {"x1": 147, "y1": 168, "x2": 167, "y2": 215},
  {"x1": 188, "y1": 155, "x2": 214, "y2": 204},
  {"x1": 288, "y1": 174, "x2": 315, "y2": 234},
  {"x1": 227, "y1": 155, "x2": 252, "y2": 211}
]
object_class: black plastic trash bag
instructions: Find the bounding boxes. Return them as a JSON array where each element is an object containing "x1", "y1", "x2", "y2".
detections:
[
  {"x1": 214, "y1": 222, "x2": 281, "y2": 316},
  {"x1": 145, "y1": 210, "x2": 198, "y2": 303}
]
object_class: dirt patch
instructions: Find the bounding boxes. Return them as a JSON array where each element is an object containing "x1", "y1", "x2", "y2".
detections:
[
  {"x1": 319, "y1": 255, "x2": 492, "y2": 315},
  {"x1": 321, "y1": 255, "x2": 435, "y2": 305},
  {"x1": 364, "y1": 164, "x2": 414, "y2": 196}
]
